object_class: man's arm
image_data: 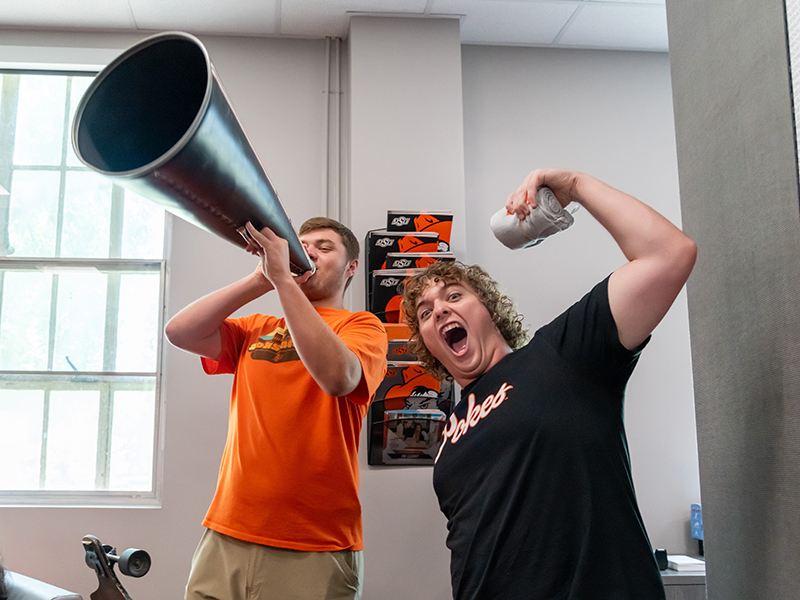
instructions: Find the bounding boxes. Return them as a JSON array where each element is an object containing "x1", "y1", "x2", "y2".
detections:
[
  {"x1": 243, "y1": 223, "x2": 367, "y2": 398},
  {"x1": 164, "y1": 265, "x2": 274, "y2": 360},
  {"x1": 280, "y1": 288, "x2": 373, "y2": 398},
  {"x1": 506, "y1": 169, "x2": 697, "y2": 349}
]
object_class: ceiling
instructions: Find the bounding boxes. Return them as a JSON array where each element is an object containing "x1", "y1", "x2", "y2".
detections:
[{"x1": 0, "y1": 0, "x2": 669, "y2": 53}]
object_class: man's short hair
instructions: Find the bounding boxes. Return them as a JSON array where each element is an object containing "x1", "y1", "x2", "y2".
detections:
[
  {"x1": 401, "y1": 261, "x2": 529, "y2": 381},
  {"x1": 299, "y1": 217, "x2": 359, "y2": 262}
]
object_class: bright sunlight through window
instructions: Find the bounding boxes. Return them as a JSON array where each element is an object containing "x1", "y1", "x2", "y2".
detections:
[{"x1": 0, "y1": 70, "x2": 167, "y2": 502}]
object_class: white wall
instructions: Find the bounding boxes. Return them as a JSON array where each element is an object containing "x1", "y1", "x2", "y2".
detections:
[
  {"x1": 0, "y1": 25, "x2": 699, "y2": 600},
  {"x1": 348, "y1": 18, "x2": 464, "y2": 600}
]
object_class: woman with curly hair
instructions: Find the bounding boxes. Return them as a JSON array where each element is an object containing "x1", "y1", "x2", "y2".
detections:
[
  {"x1": 402, "y1": 261, "x2": 529, "y2": 382},
  {"x1": 401, "y1": 168, "x2": 697, "y2": 600}
]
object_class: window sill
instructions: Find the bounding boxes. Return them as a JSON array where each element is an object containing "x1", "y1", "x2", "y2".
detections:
[{"x1": 0, "y1": 490, "x2": 161, "y2": 508}]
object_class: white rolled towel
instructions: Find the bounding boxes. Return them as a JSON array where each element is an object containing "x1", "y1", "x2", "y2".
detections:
[{"x1": 490, "y1": 187, "x2": 574, "y2": 249}]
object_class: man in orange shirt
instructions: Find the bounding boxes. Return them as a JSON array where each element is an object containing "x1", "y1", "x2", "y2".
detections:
[{"x1": 166, "y1": 217, "x2": 387, "y2": 600}]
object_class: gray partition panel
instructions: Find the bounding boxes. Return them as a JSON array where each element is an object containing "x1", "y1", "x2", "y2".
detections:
[{"x1": 666, "y1": 0, "x2": 800, "y2": 598}]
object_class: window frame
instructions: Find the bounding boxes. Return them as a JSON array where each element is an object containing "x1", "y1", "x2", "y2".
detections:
[{"x1": 0, "y1": 66, "x2": 171, "y2": 507}]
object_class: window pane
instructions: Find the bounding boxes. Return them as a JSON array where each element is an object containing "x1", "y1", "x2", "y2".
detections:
[
  {"x1": 110, "y1": 390, "x2": 155, "y2": 491},
  {"x1": 1, "y1": 71, "x2": 165, "y2": 501},
  {"x1": 0, "y1": 390, "x2": 44, "y2": 490},
  {"x1": 7, "y1": 170, "x2": 60, "y2": 257},
  {"x1": 13, "y1": 75, "x2": 67, "y2": 166},
  {"x1": 66, "y1": 76, "x2": 94, "y2": 168},
  {"x1": 122, "y1": 190, "x2": 165, "y2": 259},
  {"x1": 52, "y1": 271, "x2": 108, "y2": 372},
  {"x1": 116, "y1": 273, "x2": 160, "y2": 372},
  {"x1": 0, "y1": 271, "x2": 53, "y2": 371},
  {"x1": 45, "y1": 390, "x2": 99, "y2": 490},
  {"x1": 61, "y1": 171, "x2": 112, "y2": 258}
]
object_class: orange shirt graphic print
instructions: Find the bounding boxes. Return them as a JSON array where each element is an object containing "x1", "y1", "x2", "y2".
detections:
[{"x1": 247, "y1": 326, "x2": 300, "y2": 363}]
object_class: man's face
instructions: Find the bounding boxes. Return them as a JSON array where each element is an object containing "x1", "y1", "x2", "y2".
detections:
[
  {"x1": 415, "y1": 280, "x2": 510, "y2": 387},
  {"x1": 298, "y1": 229, "x2": 356, "y2": 304}
]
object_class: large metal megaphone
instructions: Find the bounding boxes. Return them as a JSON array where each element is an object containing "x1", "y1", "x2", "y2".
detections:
[{"x1": 72, "y1": 31, "x2": 314, "y2": 275}]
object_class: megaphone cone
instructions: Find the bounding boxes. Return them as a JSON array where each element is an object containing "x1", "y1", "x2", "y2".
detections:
[{"x1": 72, "y1": 31, "x2": 314, "y2": 275}]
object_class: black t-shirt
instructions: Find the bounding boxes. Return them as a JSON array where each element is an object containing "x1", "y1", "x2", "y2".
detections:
[{"x1": 433, "y1": 277, "x2": 665, "y2": 600}]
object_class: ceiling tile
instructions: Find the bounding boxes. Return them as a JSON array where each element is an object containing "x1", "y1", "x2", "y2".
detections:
[
  {"x1": 129, "y1": 0, "x2": 279, "y2": 36},
  {"x1": 0, "y1": 0, "x2": 136, "y2": 29},
  {"x1": 556, "y1": 3, "x2": 668, "y2": 51},
  {"x1": 431, "y1": 0, "x2": 578, "y2": 45},
  {"x1": 0, "y1": 0, "x2": 670, "y2": 51},
  {"x1": 281, "y1": 0, "x2": 429, "y2": 37},
  {"x1": 589, "y1": 0, "x2": 663, "y2": 4}
]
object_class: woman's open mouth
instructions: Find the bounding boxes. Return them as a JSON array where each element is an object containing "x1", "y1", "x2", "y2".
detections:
[{"x1": 442, "y1": 322, "x2": 468, "y2": 354}]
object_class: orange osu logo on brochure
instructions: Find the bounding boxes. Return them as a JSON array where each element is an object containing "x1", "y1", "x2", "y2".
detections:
[
  {"x1": 385, "y1": 252, "x2": 455, "y2": 271},
  {"x1": 397, "y1": 235, "x2": 434, "y2": 253},
  {"x1": 381, "y1": 237, "x2": 439, "y2": 269},
  {"x1": 387, "y1": 210, "x2": 453, "y2": 247},
  {"x1": 383, "y1": 363, "x2": 443, "y2": 411},
  {"x1": 414, "y1": 214, "x2": 452, "y2": 245}
]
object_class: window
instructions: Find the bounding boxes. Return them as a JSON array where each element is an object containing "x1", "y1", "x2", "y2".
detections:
[{"x1": 0, "y1": 70, "x2": 167, "y2": 504}]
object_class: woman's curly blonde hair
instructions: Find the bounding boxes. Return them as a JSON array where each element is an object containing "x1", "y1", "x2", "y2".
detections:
[{"x1": 401, "y1": 261, "x2": 529, "y2": 381}]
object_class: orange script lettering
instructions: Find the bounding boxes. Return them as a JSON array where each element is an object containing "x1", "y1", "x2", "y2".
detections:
[{"x1": 435, "y1": 382, "x2": 513, "y2": 462}]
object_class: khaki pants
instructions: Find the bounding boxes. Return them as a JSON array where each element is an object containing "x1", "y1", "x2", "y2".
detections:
[{"x1": 185, "y1": 529, "x2": 363, "y2": 600}]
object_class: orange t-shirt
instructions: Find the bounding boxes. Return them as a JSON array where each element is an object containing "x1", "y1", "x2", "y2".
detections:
[{"x1": 200, "y1": 307, "x2": 388, "y2": 551}]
